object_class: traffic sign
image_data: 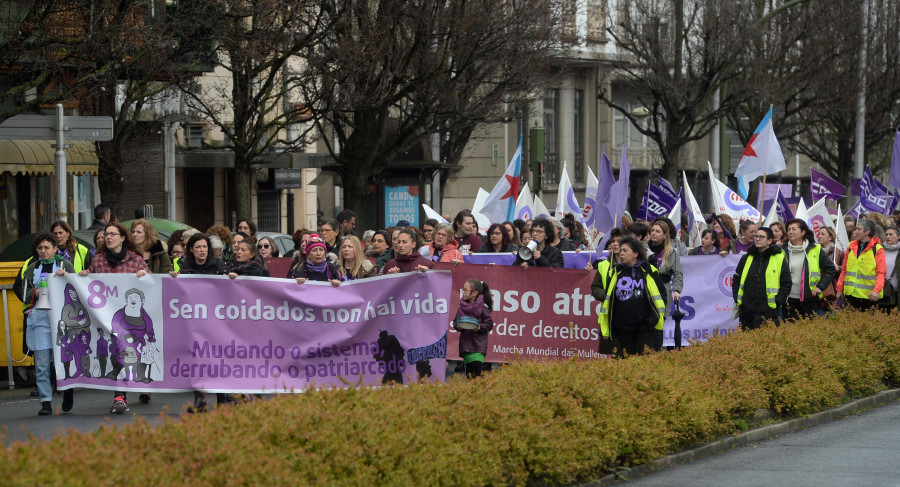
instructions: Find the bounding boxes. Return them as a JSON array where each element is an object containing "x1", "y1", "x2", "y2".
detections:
[{"x1": 0, "y1": 114, "x2": 113, "y2": 141}]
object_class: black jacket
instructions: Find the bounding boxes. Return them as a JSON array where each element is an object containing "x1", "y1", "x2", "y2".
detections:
[
  {"x1": 732, "y1": 244, "x2": 791, "y2": 313},
  {"x1": 512, "y1": 244, "x2": 564, "y2": 268}
]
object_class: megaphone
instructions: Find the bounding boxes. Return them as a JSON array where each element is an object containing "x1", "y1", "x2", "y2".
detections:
[
  {"x1": 35, "y1": 273, "x2": 51, "y2": 310},
  {"x1": 517, "y1": 240, "x2": 539, "y2": 261}
]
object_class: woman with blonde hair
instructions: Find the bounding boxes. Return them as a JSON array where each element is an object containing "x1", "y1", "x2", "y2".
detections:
[
  {"x1": 339, "y1": 235, "x2": 377, "y2": 280},
  {"x1": 130, "y1": 219, "x2": 173, "y2": 274}
]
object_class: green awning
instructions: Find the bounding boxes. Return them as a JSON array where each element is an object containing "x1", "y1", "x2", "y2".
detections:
[{"x1": 0, "y1": 139, "x2": 99, "y2": 175}]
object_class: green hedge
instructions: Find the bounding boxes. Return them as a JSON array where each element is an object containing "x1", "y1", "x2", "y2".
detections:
[{"x1": 3, "y1": 309, "x2": 900, "y2": 486}]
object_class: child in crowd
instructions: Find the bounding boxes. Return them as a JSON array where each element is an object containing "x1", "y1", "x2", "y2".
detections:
[{"x1": 453, "y1": 279, "x2": 494, "y2": 378}]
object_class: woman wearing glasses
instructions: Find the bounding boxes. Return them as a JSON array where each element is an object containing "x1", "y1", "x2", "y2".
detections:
[
  {"x1": 478, "y1": 223, "x2": 518, "y2": 253},
  {"x1": 79, "y1": 222, "x2": 150, "y2": 415},
  {"x1": 257, "y1": 236, "x2": 280, "y2": 259},
  {"x1": 512, "y1": 218, "x2": 564, "y2": 268},
  {"x1": 426, "y1": 222, "x2": 464, "y2": 263},
  {"x1": 319, "y1": 219, "x2": 341, "y2": 255},
  {"x1": 732, "y1": 227, "x2": 791, "y2": 330}
]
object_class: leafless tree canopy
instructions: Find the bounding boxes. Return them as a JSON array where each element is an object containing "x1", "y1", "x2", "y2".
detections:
[
  {"x1": 601, "y1": 0, "x2": 755, "y2": 179},
  {"x1": 300, "y1": 0, "x2": 574, "y2": 221}
]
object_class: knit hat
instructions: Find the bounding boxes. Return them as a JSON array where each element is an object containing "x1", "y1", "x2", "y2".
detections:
[{"x1": 306, "y1": 234, "x2": 327, "y2": 254}]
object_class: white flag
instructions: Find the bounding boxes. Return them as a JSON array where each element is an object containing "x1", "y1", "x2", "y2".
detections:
[
  {"x1": 533, "y1": 194, "x2": 552, "y2": 219},
  {"x1": 471, "y1": 188, "x2": 492, "y2": 235},
  {"x1": 683, "y1": 172, "x2": 706, "y2": 248},
  {"x1": 422, "y1": 204, "x2": 449, "y2": 224},
  {"x1": 515, "y1": 182, "x2": 535, "y2": 221}
]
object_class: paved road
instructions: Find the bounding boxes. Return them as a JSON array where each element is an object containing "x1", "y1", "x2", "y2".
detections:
[
  {"x1": 0, "y1": 387, "x2": 219, "y2": 446},
  {"x1": 626, "y1": 400, "x2": 900, "y2": 487},
  {"x1": 0, "y1": 361, "x2": 473, "y2": 446}
]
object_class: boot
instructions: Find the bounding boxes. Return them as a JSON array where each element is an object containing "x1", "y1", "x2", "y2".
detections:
[
  {"x1": 62, "y1": 389, "x2": 74, "y2": 413},
  {"x1": 38, "y1": 401, "x2": 52, "y2": 416}
]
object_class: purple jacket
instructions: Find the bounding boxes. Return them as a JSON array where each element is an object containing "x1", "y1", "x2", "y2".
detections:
[{"x1": 453, "y1": 295, "x2": 493, "y2": 355}]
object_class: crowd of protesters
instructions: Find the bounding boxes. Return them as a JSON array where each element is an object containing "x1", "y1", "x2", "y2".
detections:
[{"x1": 11, "y1": 200, "x2": 897, "y2": 416}]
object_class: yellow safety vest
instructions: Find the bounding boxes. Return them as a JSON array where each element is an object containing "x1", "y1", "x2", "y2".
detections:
[
  {"x1": 736, "y1": 252, "x2": 786, "y2": 309},
  {"x1": 806, "y1": 245, "x2": 822, "y2": 298},
  {"x1": 844, "y1": 241, "x2": 883, "y2": 299},
  {"x1": 597, "y1": 265, "x2": 667, "y2": 339},
  {"x1": 173, "y1": 256, "x2": 181, "y2": 272},
  {"x1": 19, "y1": 244, "x2": 90, "y2": 275}
]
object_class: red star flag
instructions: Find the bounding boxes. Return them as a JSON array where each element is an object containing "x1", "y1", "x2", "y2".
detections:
[{"x1": 479, "y1": 137, "x2": 522, "y2": 224}]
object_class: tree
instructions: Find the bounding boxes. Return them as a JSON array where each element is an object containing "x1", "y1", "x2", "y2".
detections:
[
  {"x1": 1, "y1": 0, "x2": 209, "y2": 218},
  {"x1": 300, "y1": 0, "x2": 573, "y2": 228},
  {"x1": 729, "y1": 0, "x2": 900, "y2": 187},
  {"x1": 175, "y1": 0, "x2": 334, "y2": 221},
  {"x1": 599, "y1": 0, "x2": 756, "y2": 181}
]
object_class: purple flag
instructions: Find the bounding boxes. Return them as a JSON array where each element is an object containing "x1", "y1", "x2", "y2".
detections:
[
  {"x1": 776, "y1": 190, "x2": 794, "y2": 222},
  {"x1": 656, "y1": 172, "x2": 678, "y2": 200},
  {"x1": 638, "y1": 182, "x2": 651, "y2": 221},
  {"x1": 596, "y1": 146, "x2": 630, "y2": 251},
  {"x1": 845, "y1": 200, "x2": 864, "y2": 219},
  {"x1": 890, "y1": 129, "x2": 900, "y2": 188},
  {"x1": 860, "y1": 165, "x2": 891, "y2": 214},
  {"x1": 810, "y1": 168, "x2": 847, "y2": 201},
  {"x1": 593, "y1": 148, "x2": 616, "y2": 233},
  {"x1": 640, "y1": 183, "x2": 679, "y2": 221}
]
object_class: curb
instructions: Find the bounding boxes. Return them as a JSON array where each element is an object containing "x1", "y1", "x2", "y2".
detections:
[{"x1": 581, "y1": 388, "x2": 900, "y2": 485}]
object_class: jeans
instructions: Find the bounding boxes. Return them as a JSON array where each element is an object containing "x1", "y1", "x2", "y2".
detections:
[{"x1": 33, "y1": 349, "x2": 52, "y2": 402}]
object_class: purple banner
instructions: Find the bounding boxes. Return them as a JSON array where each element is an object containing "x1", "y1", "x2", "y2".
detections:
[
  {"x1": 663, "y1": 255, "x2": 741, "y2": 347},
  {"x1": 464, "y1": 251, "x2": 601, "y2": 270},
  {"x1": 49, "y1": 272, "x2": 452, "y2": 393}
]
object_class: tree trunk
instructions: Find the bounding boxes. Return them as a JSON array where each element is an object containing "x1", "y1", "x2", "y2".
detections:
[
  {"x1": 233, "y1": 159, "x2": 253, "y2": 221},
  {"x1": 341, "y1": 167, "x2": 371, "y2": 233},
  {"x1": 96, "y1": 140, "x2": 124, "y2": 221}
]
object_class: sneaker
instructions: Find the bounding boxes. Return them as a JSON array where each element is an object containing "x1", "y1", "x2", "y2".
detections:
[
  {"x1": 186, "y1": 401, "x2": 207, "y2": 413},
  {"x1": 139, "y1": 393, "x2": 151, "y2": 405},
  {"x1": 111, "y1": 395, "x2": 128, "y2": 414},
  {"x1": 38, "y1": 401, "x2": 52, "y2": 416},
  {"x1": 62, "y1": 389, "x2": 74, "y2": 413}
]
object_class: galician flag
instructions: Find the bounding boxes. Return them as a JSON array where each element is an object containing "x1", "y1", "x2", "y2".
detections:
[
  {"x1": 734, "y1": 107, "x2": 786, "y2": 200},
  {"x1": 479, "y1": 137, "x2": 522, "y2": 224}
]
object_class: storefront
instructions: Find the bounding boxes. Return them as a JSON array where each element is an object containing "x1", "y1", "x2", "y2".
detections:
[{"x1": 0, "y1": 139, "x2": 98, "y2": 252}]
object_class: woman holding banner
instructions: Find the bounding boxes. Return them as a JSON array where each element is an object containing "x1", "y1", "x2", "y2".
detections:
[
  {"x1": 14, "y1": 233, "x2": 75, "y2": 416},
  {"x1": 513, "y1": 218, "x2": 564, "y2": 269},
  {"x1": 478, "y1": 223, "x2": 517, "y2": 253},
  {"x1": 427, "y1": 223, "x2": 464, "y2": 263},
  {"x1": 292, "y1": 234, "x2": 343, "y2": 285},
  {"x1": 339, "y1": 236, "x2": 377, "y2": 280},
  {"x1": 689, "y1": 229, "x2": 720, "y2": 256},
  {"x1": 170, "y1": 233, "x2": 228, "y2": 413},
  {"x1": 596, "y1": 236, "x2": 667, "y2": 357},
  {"x1": 781, "y1": 219, "x2": 836, "y2": 321},
  {"x1": 81, "y1": 222, "x2": 150, "y2": 414},
  {"x1": 382, "y1": 228, "x2": 434, "y2": 274}
]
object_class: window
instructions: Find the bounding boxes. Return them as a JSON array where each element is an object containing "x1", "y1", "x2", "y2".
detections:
[
  {"x1": 188, "y1": 125, "x2": 204, "y2": 149},
  {"x1": 542, "y1": 89, "x2": 559, "y2": 185}
]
